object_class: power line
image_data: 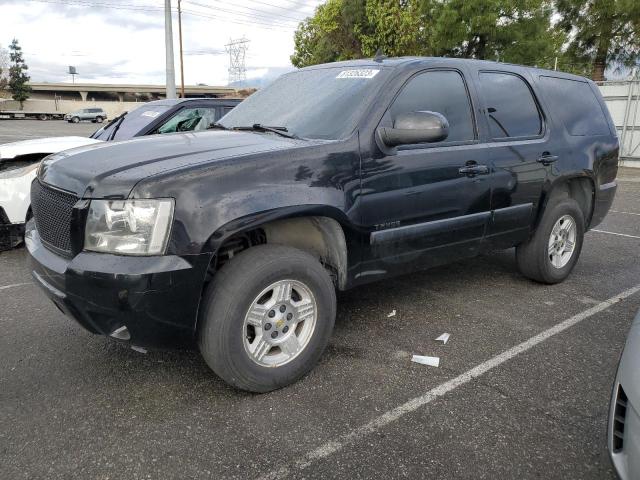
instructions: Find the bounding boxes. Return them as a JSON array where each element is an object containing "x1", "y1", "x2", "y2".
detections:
[
  {"x1": 21, "y1": 0, "x2": 303, "y2": 30},
  {"x1": 184, "y1": 1, "x2": 304, "y2": 25}
]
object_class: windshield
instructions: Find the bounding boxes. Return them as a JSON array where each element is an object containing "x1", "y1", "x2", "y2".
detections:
[
  {"x1": 92, "y1": 104, "x2": 172, "y2": 141},
  {"x1": 219, "y1": 66, "x2": 389, "y2": 140}
]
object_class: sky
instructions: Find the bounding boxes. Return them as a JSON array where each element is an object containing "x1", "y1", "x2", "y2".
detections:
[{"x1": 0, "y1": 0, "x2": 323, "y2": 87}]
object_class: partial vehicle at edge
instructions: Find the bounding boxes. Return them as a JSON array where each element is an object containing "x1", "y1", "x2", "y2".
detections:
[{"x1": 608, "y1": 310, "x2": 640, "y2": 480}]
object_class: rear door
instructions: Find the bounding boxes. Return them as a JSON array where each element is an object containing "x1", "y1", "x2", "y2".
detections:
[
  {"x1": 358, "y1": 68, "x2": 492, "y2": 278},
  {"x1": 474, "y1": 68, "x2": 550, "y2": 248}
]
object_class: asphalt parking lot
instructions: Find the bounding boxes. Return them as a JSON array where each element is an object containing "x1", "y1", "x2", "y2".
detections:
[
  {"x1": 1, "y1": 119, "x2": 639, "y2": 479},
  {"x1": 0, "y1": 119, "x2": 99, "y2": 143}
]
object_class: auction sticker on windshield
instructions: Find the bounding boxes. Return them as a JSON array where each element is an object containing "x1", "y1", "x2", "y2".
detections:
[
  {"x1": 141, "y1": 110, "x2": 162, "y2": 118},
  {"x1": 336, "y1": 69, "x2": 380, "y2": 79}
]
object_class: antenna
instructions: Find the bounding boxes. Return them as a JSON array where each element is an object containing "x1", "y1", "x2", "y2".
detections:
[
  {"x1": 225, "y1": 37, "x2": 249, "y2": 85},
  {"x1": 373, "y1": 48, "x2": 386, "y2": 63}
]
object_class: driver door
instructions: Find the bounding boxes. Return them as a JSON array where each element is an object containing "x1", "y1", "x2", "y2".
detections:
[{"x1": 358, "y1": 69, "x2": 492, "y2": 278}]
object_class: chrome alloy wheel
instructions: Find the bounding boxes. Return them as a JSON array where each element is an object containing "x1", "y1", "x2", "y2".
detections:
[
  {"x1": 243, "y1": 279, "x2": 317, "y2": 367},
  {"x1": 548, "y1": 214, "x2": 577, "y2": 269}
]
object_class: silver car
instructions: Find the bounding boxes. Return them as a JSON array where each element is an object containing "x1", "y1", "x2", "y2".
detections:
[
  {"x1": 608, "y1": 309, "x2": 640, "y2": 479},
  {"x1": 65, "y1": 108, "x2": 107, "y2": 123}
]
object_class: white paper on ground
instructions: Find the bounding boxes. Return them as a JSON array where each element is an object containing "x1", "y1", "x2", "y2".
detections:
[
  {"x1": 435, "y1": 333, "x2": 450, "y2": 344},
  {"x1": 387, "y1": 310, "x2": 396, "y2": 318},
  {"x1": 411, "y1": 355, "x2": 440, "y2": 367}
]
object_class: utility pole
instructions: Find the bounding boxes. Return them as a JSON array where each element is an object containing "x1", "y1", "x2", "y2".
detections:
[
  {"x1": 164, "y1": 0, "x2": 177, "y2": 99},
  {"x1": 178, "y1": 0, "x2": 185, "y2": 98},
  {"x1": 225, "y1": 37, "x2": 249, "y2": 85}
]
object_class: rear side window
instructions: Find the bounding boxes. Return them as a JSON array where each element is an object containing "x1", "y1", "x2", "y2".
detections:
[
  {"x1": 539, "y1": 76, "x2": 610, "y2": 136},
  {"x1": 389, "y1": 70, "x2": 475, "y2": 143},
  {"x1": 479, "y1": 72, "x2": 542, "y2": 139}
]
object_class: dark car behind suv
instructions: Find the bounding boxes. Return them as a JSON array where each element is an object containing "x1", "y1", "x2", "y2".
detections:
[{"x1": 26, "y1": 57, "x2": 618, "y2": 392}]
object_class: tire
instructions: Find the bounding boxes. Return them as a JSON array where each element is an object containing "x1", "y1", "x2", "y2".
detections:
[
  {"x1": 95, "y1": 116, "x2": 103, "y2": 123},
  {"x1": 71, "y1": 116, "x2": 80, "y2": 123},
  {"x1": 198, "y1": 244, "x2": 336, "y2": 392},
  {"x1": 38, "y1": 114, "x2": 48, "y2": 121},
  {"x1": 516, "y1": 198, "x2": 585, "y2": 284}
]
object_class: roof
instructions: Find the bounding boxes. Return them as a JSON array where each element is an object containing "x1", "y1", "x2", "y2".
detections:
[{"x1": 301, "y1": 56, "x2": 589, "y2": 81}]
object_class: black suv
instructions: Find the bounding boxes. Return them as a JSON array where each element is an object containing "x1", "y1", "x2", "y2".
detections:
[{"x1": 27, "y1": 58, "x2": 618, "y2": 392}]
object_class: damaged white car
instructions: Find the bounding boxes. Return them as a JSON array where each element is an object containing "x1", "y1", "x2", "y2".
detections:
[
  {"x1": 0, "y1": 97, "x2": 241, "y2": 251},
  {"x1": 0, "y1": 136, "x2": 101, "y2": 250}
]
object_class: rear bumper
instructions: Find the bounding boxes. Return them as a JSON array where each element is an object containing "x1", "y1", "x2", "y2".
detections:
[
  {"x1": 590, "y1": 180, "x2": 617, "y2": 229},
  {"x1": 25, "y1": 220, "x2": 212, "y2": 347}
]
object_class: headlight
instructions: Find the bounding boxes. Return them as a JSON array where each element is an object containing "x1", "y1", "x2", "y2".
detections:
[{"x1": 84, "y1": 199, "x2": 174, "y2": 255}]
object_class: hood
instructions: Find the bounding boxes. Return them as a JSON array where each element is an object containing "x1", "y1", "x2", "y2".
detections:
[
  {"x1": 39, "y1": 130, "x2": 320, "y2": 198},
  {"x1": 0, "y1": 136, "x2": 102, "y2": 160}
]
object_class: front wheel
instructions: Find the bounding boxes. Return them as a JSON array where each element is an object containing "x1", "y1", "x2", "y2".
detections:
[
  {"x1": 198, "y1": 244, "x2": 336, "y2": 392},
  {"x1": 71, "y1": 116, "x2": 80, "y2": 123},
  {"x1": 516, "y1": 198, "x2": 585, "y2": 284}
]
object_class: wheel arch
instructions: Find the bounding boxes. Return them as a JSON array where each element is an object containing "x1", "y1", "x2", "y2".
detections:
[
  {"x1": 537, "y1": 175, "x2": 595, "y2": 230},
  {"x1": 203, "y1": 205, "x2": 353, "y2": 290}
]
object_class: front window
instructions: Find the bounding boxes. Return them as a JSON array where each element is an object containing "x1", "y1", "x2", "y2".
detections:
[{"x1": 219, "y1": 66, "x2": 390, "y2": 140}]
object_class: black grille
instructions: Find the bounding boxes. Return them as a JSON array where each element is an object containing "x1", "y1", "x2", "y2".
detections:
[
  {"x1": 612, "y1": 385, "x2": 628, "y2": 453},
  {"x1": 30, "y1": 180, "x2": 78, "y2": 254}
]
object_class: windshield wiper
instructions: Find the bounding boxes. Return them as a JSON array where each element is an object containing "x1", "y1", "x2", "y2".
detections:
[
  {"x1": 90, "y1": 111, "x2": 127, "y2": 139},
  {"x1": 107, "y1": 112, "x2": 129, "y2": 141},
  {"x1": 232, "y1": 124, "x2": 298, "y2": 139},
  {"x1": 207, "y1": 122, "x2": 229, "y2": 130}
]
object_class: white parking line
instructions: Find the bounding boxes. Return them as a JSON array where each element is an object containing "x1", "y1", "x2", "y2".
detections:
[
  {"x1": 258, "y1": 284, "x2": 640, "y2": 480},
  {"x1": 591, "y1": 229, "x2": 640, "y2": 239},
  {"x1": 611, "y1": 210, "x2": 640, "y2": 216},
  {"x1": 0, "y1": 282, "x2": 33, "y2": 291}
]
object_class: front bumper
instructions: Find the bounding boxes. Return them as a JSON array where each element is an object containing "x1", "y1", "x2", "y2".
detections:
[{"x1": 25, "y1": 220, "x2": 212, "y2": 347}]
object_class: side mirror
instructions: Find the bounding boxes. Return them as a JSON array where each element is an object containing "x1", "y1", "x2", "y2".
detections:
[{"x1": 378, "y1": 111, "x2": 449, "y2": 147}]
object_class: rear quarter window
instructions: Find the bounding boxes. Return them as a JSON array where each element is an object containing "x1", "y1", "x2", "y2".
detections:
[{"x1": 539, "y1": 76, "x2": 611, "y2": 136}]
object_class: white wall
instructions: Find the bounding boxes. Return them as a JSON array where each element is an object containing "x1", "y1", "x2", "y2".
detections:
[
  {"x1": 0, "y1": 98, "x2": 144, "y2": 118},
  {"x1": 598, "y1": 81, "x2": 640, "y2": 167}
]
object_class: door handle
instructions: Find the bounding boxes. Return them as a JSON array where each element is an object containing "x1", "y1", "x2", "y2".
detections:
[
  {"x1": 459, "y1": 164, "x2": 490, "y2": 176},
  {"x1": 537, "y1": 153, "x2": 559, "y2": 166}
]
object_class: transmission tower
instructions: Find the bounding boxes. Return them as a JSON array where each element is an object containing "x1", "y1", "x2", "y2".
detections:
[{"x1": 225, "y1": 37, "x2": 249, "y2": 85}]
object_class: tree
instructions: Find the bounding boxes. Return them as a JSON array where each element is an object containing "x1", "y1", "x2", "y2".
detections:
[
  {"x1": 8, "y1": 39, "x2": 31, "y2": 109},
  {"x1": 291, "y1": 0, "x2": 369, "y2": 68},
  {"x1": 421, "y1": 0, "x2": 564, "y2": 68},
  {"x1": 291, "y1": 0, "x2": 564, "y2": 70},
  {"x1": 556, "y1": 0, "x2": 640, "y2": 81}
]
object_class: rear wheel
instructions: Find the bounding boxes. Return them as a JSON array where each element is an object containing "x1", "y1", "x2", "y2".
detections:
[
  {"x1": 516, "y1": 198, "x2": 585, "y2": 284},
  {"x1": 95, "y1": 116, "x2": 104, "y2": 123},
  {"x1": 198, "y1": 244, "x2": 336, "y2": 392}
]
